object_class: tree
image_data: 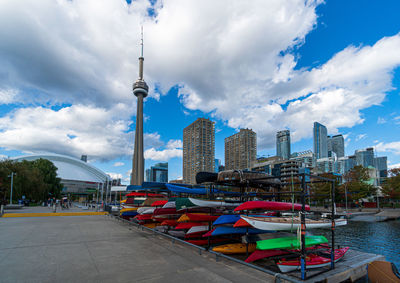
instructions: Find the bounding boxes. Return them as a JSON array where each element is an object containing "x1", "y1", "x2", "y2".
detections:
[
  {"x1": 339, "y1": 165, "x2": 376, "y2": 202},
  {"x1": 381, "y1": 168, "x2": 400, "y2": 200},
  {"x1": 0, "y1": 159, "x2": 63, "y2": 204},
  {"x1": 309, "y1": 173, "x2": 341, "y2": 204}
]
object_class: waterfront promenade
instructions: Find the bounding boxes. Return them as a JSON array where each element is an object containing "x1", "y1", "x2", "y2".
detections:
[{"x1": 0, "y1": 209, "x2": 269, "y2": 283}]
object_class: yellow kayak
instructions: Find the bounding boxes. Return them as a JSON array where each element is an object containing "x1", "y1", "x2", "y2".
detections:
[
  {"x1": 212, "y1": 243, "x2": 257, "y2": 254},
  {"x1": 120, "y1": 207, "x2": 139, "y2": 213},
  {"x1": 143, "y1": 223, "x2": 159, "y2": 228},
  {"x1": 177, "y1": 213, "x2": 208, "y2": 223}
]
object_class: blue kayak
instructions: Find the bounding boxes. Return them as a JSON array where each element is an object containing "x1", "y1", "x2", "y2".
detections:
[
  {"x1": 121, "y1": 211, "x2": 138, "y2": 217},
  {"x1": 213, "y1": 215, "x2": 241, "y2": 225},
  {"x1": 211, "y1": 226, "x2": 273, "y2": 236}
]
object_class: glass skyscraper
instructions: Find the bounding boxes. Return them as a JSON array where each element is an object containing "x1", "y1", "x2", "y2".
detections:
[
  {"x1": 276, "y1": 130, "x2": 291, "y2": 160},
  {"x1": 328, "y1": 134, "x2": 345, "y2": 158},
  {"x1": 313, "y1": 122, "x2": 328, "y2": 159},
  {"x1": 146, "y1": 162, "x2": 168, "y2": 182},
  {"x1": 355, "y1": 148, "x2": 374, "y2": 168}
]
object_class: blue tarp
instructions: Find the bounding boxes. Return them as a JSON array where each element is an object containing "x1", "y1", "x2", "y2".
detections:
[{"x1": 165, "y1": 183, "x2": 208, "y2": 195}]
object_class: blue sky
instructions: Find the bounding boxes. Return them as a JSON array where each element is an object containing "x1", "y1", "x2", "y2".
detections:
[{"x1": 0, "y1": 0, "x2": 400, "y2": 183}]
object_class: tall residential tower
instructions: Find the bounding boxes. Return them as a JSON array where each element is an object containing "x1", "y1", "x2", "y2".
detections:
[
  {"x1": 183, "y1": 118, "x2": 215, "y2": 184},
  {"x1": 276, "y1": 130, "x2": 291, "y2": 160},
  {"x1": 313, "y1": 122, "x2": 328, "y2": 159},
  {"x1": 131, "y1": 28, "x2": 148, "y2": 186},
  {"x1": 225, "y1": 129, "x2": 257, "y2": 170}
]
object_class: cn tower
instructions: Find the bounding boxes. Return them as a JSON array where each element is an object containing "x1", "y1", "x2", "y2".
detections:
[{"x1": 131, "y1": 27, "x2": 148, "y2": 186}]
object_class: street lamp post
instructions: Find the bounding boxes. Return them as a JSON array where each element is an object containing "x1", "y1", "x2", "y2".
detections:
[{"x1": 8, "y1": 172, "x2": 16, "y2": 205}]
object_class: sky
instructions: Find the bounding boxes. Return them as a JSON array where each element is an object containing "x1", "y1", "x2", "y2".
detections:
[{"x1": 1, "y1": 0, "x2": 400, "y2": 184}]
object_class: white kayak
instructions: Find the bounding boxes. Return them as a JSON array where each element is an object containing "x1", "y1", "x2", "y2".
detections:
[
  {"x1": 140, "y1": 208, "x2": 156, "y2": 214},
  {"x1": 241, "y1": 216, "x2": 347, "y2": 231},
  {"x1": 188, "y1": 198, "x2": 241, "y2": 208},
  {"x1": 186, "y1": 225, "x2": 210, "y2": 235},
  {"x1": 136, "y1": 207, "x2": 153, "y2": 214},
  {"x1": 162, "y1": 201, "x2": 176, "y2": 209}
]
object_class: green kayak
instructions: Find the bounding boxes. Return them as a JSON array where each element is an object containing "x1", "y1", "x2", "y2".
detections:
[
  {"x1": 175, "y1": 198, "x2": 197, "y2": 210},
  {"x1": 256, "y1": 236, "x2": 328, "y2": 250}
]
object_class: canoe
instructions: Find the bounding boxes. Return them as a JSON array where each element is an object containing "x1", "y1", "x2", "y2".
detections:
[
  {"x1": 189, "y1": 198, "x2": 241, "y2": 208},
  {"x1": 212, "y1": 243, "x2": 257, "y2": 254},
  {"x1": 175, "y1": 198, "x2": 197, "y2": 210},
  {"x1": 367, "y1": 261, "x2": 400, "y2": 283},
  {"x1": 234, "y1": 201, "x2": 310, "y2": 212},
  {"x1": 151, "y1": 200, "x2": 168, "y2": 207},
  {"x1": 175, "y1": 222, "x2": 208, "y2": 230},
  {"x1": 256, "y1": 236, "x2": 328, "y2": 250},
  {"x1": 241, "y1": 216, "x2": 347, "y2": 231},
  {"x1": 213, "y1": 215, "x2": 241, "y2": 225},
  {"x1": 277, "y1": 247, "x2": 349, "y2": 272},
  {"x1": 186, "y1": 213, "x2": 220, "y2": 222},
  {"x1": 209, "y1": 226, "x2": 273, "y2": 236},
  {"x1": 186, "y1": 225, "x2": 210, "y2": 235}
]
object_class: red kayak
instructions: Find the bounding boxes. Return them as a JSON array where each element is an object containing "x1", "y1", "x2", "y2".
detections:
[
  {"x1": 185, "y1": 231, "x2": 212, "y2": 239},
  {"x1": 234, "y1": 201, "x2": 310, "y2": 212},
  {"x1": 175, "y1": 222, "x2": 208, "y2": 230},
  {"x1": 153, "y1": 208, "x2": 179, "y2": 216},
  {"x1": 245, "y1": 244, "x2": 330, "y2": 263},
  {"x1": 233, "y1": 218, "x2": 252, "y2": 228},
  {"x1": 277, "y1": 247, "x2": 349, "y2": 272},
  {"x1": 126, "y1": 192, "x2": 166, "y2": 198},
  {"x1": 160, "y1": 220, "x2": 178, "y2": 227},
  {"x1": 186, "y1": 213, "x2": 220, "y2": 222},
  {"x1": 202, "y1": 228, "x2": 216, "y2": 237},
  {"x1": 151, "y1": 200, "x2": 168, "y2": 207},
  {"x1": 135, "y1": 214, "x2": 153, "y2": 221}
]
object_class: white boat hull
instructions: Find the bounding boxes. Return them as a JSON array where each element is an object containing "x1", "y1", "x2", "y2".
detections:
[{"x1": 241, "y1": 216, "x2": 347, "y2": 231}]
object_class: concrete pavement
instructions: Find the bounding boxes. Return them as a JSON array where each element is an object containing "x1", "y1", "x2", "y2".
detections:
[{"x1": 0, "y1": 214, "x2": 271, "y2": 283}]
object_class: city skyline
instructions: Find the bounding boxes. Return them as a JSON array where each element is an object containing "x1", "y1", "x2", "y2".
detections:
[{"x1": 0, "y1": 1, "x2": 400, "y2": 183}]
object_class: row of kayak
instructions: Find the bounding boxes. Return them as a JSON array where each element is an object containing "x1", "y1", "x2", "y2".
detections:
[{"x1": 119, "y1": 197, "x2": 348, "y2": 272}]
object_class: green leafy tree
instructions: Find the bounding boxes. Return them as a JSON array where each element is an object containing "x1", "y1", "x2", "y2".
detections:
[
  {"x1": 309, "y1": 173, "x2": 341, "y2": 204},
  {"x1": 0, "y1": 159, "x2": 63, "y2": 204},
  {"x1": 339, "y1": 165, "x2": 376, "y2": 202},
  {"x1": 381, "y1": 168, "x2": 400, "y2": 200}
]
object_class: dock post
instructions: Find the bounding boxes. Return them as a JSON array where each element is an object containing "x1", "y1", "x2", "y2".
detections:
[
  {"x1": 331, "y1": 180, "x2": 335, "y2": 269},
  {"x1": 300, "y1": 173, "x2": 307, "y2": 280}
]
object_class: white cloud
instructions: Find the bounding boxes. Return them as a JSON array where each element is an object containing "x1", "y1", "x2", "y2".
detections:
[
  {"x1": 377, "y1": 117, "x2": 386, "y2": 124},
  {"x1": 356, "y1": 134, "x2": 367, "y2": 141},
  {"x1": 144, "y1": 139, "x2": 183, "y2": 161},
  {"x1": 375, "y1": 141, "x2": 400, "y2": 155},
  {"x1": 113, "y1": 162, "x2": 125, "y2": 167},
  {"x1": 107, "y1": 172, "x2": 123, "y2": 180},
  {"x1": 0, "y1": 104, "x2": 162, "y2": 161},
  {"x1": 388, "y1": 163, "x2": 400, "y2": 169},
  {"x1": 0, "y1": 89, "x2": 19, "y2": 104},
  {"x1": 1, "y1": 0, "x2": 400, "y2": 154}
]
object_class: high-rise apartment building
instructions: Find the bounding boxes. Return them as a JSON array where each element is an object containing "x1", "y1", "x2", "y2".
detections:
[
  {"x1": 276, "y1": 130, "x2": 291, "y2": 160},
  {"x1": 313, "y1": 122, "x2": 328, "y2": 159},
  {"x1": 225, "y1": 129, "x2": 257, "y2": 170},
  {"x1": 375, "y1": 156, "x2": 388, "y2": 178},
  {"x1": 146, "y1": 163, "x2": 168, "y2": 182},
  {"x1": 355, "y1": 148, "x2": 374, "y2": 168},
  {"x1": 183, "y1": 118, "x2": 215, "y2": 184},
  {"x1": 328, "y1": 134, "x2": 345, "y2": 158}
]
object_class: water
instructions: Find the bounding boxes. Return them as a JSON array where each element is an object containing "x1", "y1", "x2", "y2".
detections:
[{"x1": 314, "y1": 220, "x2": 400, "y2": 269}]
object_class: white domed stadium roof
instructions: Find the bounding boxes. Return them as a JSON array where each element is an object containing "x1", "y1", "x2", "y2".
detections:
[{"x1": 12, "y1": 154, "x2": 108, "y2": 183}]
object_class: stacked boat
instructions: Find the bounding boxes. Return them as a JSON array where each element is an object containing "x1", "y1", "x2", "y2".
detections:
[{"x1": 119, "y1": 196, "x2": 349, "y2": 273}]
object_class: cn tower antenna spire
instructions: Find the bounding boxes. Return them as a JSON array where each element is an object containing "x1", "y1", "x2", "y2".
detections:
[{"x1": 131, "y1": 26, "x2": 149, "y2": 186}]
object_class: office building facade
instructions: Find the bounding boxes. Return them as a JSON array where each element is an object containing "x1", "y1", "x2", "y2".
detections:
[
  {"x1": 276, "y1": 130, "x2": 291, "y2": 160},
  {"x1": 355, "y1": 148, "x2": 374, "y2": 168},
  {"x1": 225, "y1": 129, "x2": 257, "y2": 170},
  {"x1": 313, "y1": 122, "x2": 328, "y2": 159},
  {"x1": 146, "y1": 162, "x2": 168, "y2": 182},
  {"x1": 183, "y1": 118, "x2": 215, "y2": 184},
  {"x1": 328, "y1": 134, "x2": 345, "y2": 158}
]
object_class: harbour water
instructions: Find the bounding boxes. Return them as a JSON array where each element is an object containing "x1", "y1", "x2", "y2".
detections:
[{"x1": 315, "y1": 219, "x2": 400, "y2": 269}]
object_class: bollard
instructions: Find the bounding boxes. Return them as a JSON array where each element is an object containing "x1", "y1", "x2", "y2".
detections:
[
  {"x1": 0, "y1": 204, "x2": 4, "y2": 216},
  {"x1": 53, "y1": 204, "x2": 56, "y2": 213}
]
